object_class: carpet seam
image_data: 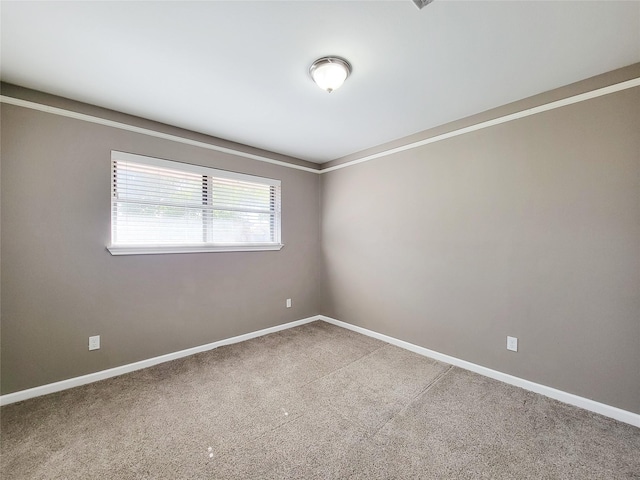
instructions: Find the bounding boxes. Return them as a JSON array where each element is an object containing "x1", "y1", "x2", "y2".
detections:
[
  {"x1": 297, "y1": 341, "x2": 387, "y2": 390},
  {"x1": 238, "y1": 342, "x2": 390, "y2": 444},
  {"x1": 299, "y1": 344, "x2": 453, "y2": 435},
  {"x1": 368, "y1": 364, "x2": 454, "y2": 438}
]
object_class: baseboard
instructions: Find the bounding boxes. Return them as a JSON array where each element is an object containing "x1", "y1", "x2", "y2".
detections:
[
  {"x1": 4, "y1": 314, "x2": 638, "y2": 428},
  {"x1": 319, "y1": 315, "x2": 640, "y2": 428},
  {"x1": 0, "y1": 315, "x2": 321, "y2": 406}
]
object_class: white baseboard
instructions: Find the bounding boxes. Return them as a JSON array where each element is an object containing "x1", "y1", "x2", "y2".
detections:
[
  {"x1": 3, "y1": 314, "x2": 638, "y2": 428},
  {"x1": 0, "y1": 315, "x2": 320, "y2": 406},
  {"x1": 319, "y1": 315, "x2": 640, "y2": 428}
]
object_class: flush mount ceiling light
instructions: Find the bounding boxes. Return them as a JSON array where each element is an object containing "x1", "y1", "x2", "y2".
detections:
[
  {"x1": 309, "y1": 56, "x2": 352, "y2": 93},
  {"x1": 412, "y1": 0, "x2": 435, "y2": 9}
]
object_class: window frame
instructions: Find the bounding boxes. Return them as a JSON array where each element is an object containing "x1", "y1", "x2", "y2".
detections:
[{"x1": 107, "y1": 151, "x2": 283, "y2": 256}]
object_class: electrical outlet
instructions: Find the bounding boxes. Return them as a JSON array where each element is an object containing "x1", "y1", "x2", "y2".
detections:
[
  {"x1": 89, "y1": 335, "x2": 100, "y2": 351},
  {"x1": 507, "y1": 336, "x2": 518, "y2": 352},
  {"x1": 286, "y1": 298, "x2": 292, "y2": 308}
]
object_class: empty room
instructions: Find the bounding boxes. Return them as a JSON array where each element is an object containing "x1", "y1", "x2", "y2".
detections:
[{"x1": 1, "y1": 1, "x2": 639, "y2": 478}]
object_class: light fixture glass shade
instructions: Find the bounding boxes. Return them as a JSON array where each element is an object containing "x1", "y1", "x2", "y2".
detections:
[{"x1": 310, "y1": 57, "x2": 351, "y2": 93}]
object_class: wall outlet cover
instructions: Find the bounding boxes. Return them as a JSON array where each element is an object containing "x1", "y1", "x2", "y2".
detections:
[
  {"x1": 507, "y1": 336, "x2": 518, "y2": 352},
  {"x1": 89, "y1": 335, "x2": 100, "y2": 351}
]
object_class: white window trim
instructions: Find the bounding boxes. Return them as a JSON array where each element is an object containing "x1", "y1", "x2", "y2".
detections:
[
  {"x1": 107, "y1": 243, "x2": 283, "y2": 256},
  {"x1": 107, "y1": 151, "x2": 283, "y2": 255}
]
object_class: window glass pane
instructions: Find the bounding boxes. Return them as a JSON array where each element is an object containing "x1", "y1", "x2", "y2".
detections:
[
  {"x1": 115, "y1": 162, "x2": 204, "y2": 207},
  {"x1": 207, "y1": 211, "x2": 274, "y2": 243},
  {"x1": 211, "y1": 177, "x2": 273, "y2": 212},
  {"x1": 113, "y1": 203, "x2": 207, "y2": 244}
]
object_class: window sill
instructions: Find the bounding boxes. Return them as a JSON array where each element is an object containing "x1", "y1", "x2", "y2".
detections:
[{"x1": 107, "y1": 243, "x2": 284, "y2": 256}]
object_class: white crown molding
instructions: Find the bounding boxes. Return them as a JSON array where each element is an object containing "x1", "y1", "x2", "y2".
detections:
[
  {"x1": 2, "y1": 77, "x2": 638, "y2": 175},
  {"x1": 320, "y1": 316, "x2": 640, "y2": 428},
  {"x1": 0, "y1": 95, "x2": 320, "y2": 174},
  {"x1": 320, "y1": 77, "x2": 640, "y2": 173},
  {"x1": 0, "y1": 315, "x2": 320, "y2": 406}
]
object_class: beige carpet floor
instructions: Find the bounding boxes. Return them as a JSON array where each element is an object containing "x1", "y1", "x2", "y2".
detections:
[{"x1": 1, "y1": 321, "x2": 639, "y2": 479}]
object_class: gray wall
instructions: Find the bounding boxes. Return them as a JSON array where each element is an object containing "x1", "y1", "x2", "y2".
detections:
[
  {"x1": 321, "y1": 85, "x2": 640, "y2": 414},
  {"x1": 3, "y1": 71, "x2": 639, "y2": 416},
  {"x1": 1, "y1": 94, "x2": 320, "y2": 394}
]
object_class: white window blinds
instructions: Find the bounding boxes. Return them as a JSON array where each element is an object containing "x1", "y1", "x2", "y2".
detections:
[{"x1": 108, "y1": 151, "x2": 282, "y2": 255}]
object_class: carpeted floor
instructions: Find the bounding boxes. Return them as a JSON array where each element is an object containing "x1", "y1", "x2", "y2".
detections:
[{"x1": 1, "y1": 321, "x2": 639, "y2": 479}]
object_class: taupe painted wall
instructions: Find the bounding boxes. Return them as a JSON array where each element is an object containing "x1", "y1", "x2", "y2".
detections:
[
  {"x1": 1, "y1": 96, "x2": 320, "y2": 394},
  {"x1": 321, "y1": 86, "x2": 640, "y2": 414},
  {"x1": 2, "y1": 72, "x2": 639, "y2": 416}
]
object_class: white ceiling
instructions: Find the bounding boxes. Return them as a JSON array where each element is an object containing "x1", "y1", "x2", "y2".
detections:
[{"x1": 1, "y1": 1, "x2": 639, "y2": 163}]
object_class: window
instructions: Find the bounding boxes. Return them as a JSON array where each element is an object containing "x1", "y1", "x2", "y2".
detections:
[{"x1": 108, "y1": 151, "x2": 282, "y2": 255}]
